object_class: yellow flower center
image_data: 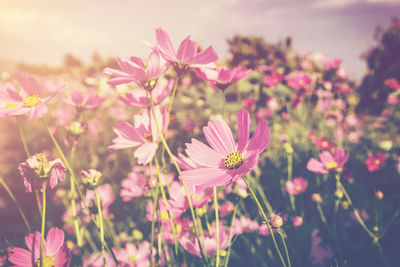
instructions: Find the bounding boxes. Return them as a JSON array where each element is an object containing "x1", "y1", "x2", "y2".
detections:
[
  {"x1": 321, "y1": 141, "x2": 328, "y2": 148},
  {"x1": 36, "y1": 256, "x2": 55, "y2": 267},
  {"x1": 224, "y1": 152, "x2": 243, "y2": 169},
  {"x1": 325, "y1": 161, "x2": 338, "y2": 170},
  {"x1": 144, "y1": 132, "x2": 153, "y2": 142},
  {"x1": 295, "y1": 185, "x2": 302, "y2": 191},
  {"x1": 5, "y1": 102, "x2": 20, "y2": 109},
  {"x1": 129, "y1": 255, "x2": 137, "y2": 262},
  {"x1": 176, "y1": 224, "x2": 182, "y2": 233},
  {"x1": 23, "y1": 94, "x2": 41, "y2": 107},
  {"x1": 160, "y1": 211, "x2": 169, "y2": 221},
  {"x1": 374, "y1": 159, "x2": 381, "y2": 165}
]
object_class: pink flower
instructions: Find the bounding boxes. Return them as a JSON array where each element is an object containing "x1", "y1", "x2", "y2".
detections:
[
  {"x1": 155, "y1": 28, "x2": 218, "y2": 72},
  {"x1": 180, "y1": 109, "x2": 270, "y2": 194},
  {"x1": 64, "y1": 90, "x2": 105, "y2": 109},
  {"x1": 119, "y1": 79, "x2": 174, "y2": 108},
  {"x1": 285, "y1": 177, "x2": 308, "y2": 195},
  {"x1": 256, "y1": 108, "x2": 272, "y2": 121},
  {"x1": 7, "y1": 227, "x2": 71, "y2": 267},
  {"x1": 120, "y1": 172, "x2": 148, "y2": 201},
  {"x1": 307, "y1": 148, "x2": 349, "y2": 174},
  {"x1": 291, "y1": 216, "x2": 303, "y2": 227},
  {"x1": 0, "y1": 72, "x2": 63, "y2": 119},
  {"x1": 263, "y1": 72, "x2": 283, "y2": 87},
  {"x1": 219, "y1": 201, "x2": 235, "y2": 217},
  {"x1": 109, "y1": 106, "x2": 168, "y2": 165},
  {"x1": 18, "y1": 153, "x2": 67, "y2": 192},
  {"x1": 365, "y1": 152, "x2": 386, "y2": 172},
  {"x1": 384, "y1": 78, "x2": 400, "y2": 91},
  {"x1": 85, "y1": 184, "x2": 115, "y2": 216},
  {"x1": 104, "y1": 50, "x2": 169, "y2": 88},
  {"x1": 243, "y1": 97, "x2": 256, "y2": 111},
  {"x1": 313, "y1": 137, "x2": 335, "y2": 150},
  {"x1": 114, "y1": 241, "x2": 155, "y2": 267},
  {"x1": 83, "y1": 252, "x2": 116, "y2": 267},
  {"x1": 285, "y1": 71, "x2": 312, "y2": 91},
  {"x1": 310, "y1": 229, "x2": 333, "y2": 266},
  {"x1": 194, "y1": 67, "x2": 251, "y2": 90}
]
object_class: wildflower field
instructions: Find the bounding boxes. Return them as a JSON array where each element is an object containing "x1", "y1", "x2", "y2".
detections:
[{"x1": 0, "y1": 19, "x2": 400, "y2": 267}]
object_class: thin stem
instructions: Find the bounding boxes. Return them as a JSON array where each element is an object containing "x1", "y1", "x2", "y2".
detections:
[
  {"x1": 149, "y1": 94, "x2": 208, "y2": 265},
  {"x1": 223, "y1": 200, "x2": 239, "y2": 267},
  {"x1": 222, "y1": 91, "x2": 226, "y2": 119},
  {"x1": 287, "y1": 153, "x2": 295, "y2": 211},
  {"x1": 242, "y1": 175, "x2": 287, "y2": 267},
  {"x1": 317, "y1": 204, "x2": 327, "y2": 223},
  {"x1": 0, "y1": 175, "x2": 31, "y2": 232},
  {"x1": 278, "y1": 229, "x2": 291, "y2": 267},
  {"x1": 150, "y1": 182, "x2": 159, "y2": 267},
  {"x1": 154, "y1": 156, "x2": 179, "y2": 256},
  {"x1": 214, "y1": 187, "x2": 220, "y2": 267},
  {"x1": 95, "y1": 189, "x2": 107, "y2": 267},
  {"x1": 39, "y1": 182, "x2": 46, "y2": 267},
  {"x1": 376, "y1": 241, "x2": 390, "y2": 267},
  {"x1": 70, "y1": 146, "x2": 82, "y2": 247}
]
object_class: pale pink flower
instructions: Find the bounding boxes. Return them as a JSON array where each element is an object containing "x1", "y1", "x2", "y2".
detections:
[
  {"x1": 18, "y1": 153, "x2": 67, "y2": 192},
  {"x1": 0, "y1": 72, "x2": 63, "y2": 119},
  {"x1": 240, "y1": 216, "x2": 259, "y2": 233},
  {"x1": 155, "y1": 28, "x2": 218, "y2": 72},
  {"x1": 120, "y1": 172, "x2": 148, "y2": 201},
  {"x1": 384, "y1": 78, "x2": 400, "y2": 91},
  {"x1": 313, "y1": 137, "x2": 335, "y2": 150},
  {"x1": 114, "y1": 241, "x2": 155, "y2": 267},
  {"x1": 180, "y1": 109, "x2": 270, "y2": 194},
  {"x1": 219, "y1": 201, "x2": 235, "y2": 217},
  {"x1": 291, "y1": 216, "x2": 303, "y2": 227},
  {"x1": 83, "y1": 252, "x2": 116, "y2": 267},
  {"x1": 85, "y1": 184, "x2": 115, "y2": 216},
  {"x1": 104, "y1": 50, "x2": 169, "y2": 88},
  {"x1": 307, "y1": 149, "x2": 349, "y2": 174},
  {"x1": 285, "y1": 71, "x2": 312, "y2": 91},
  {"x1": 194, "y1": 67, "x2": 251, "y2": 90},
  {"x1": 7, "y1": 227, "x2": 71, "y2": 267},
  {"x1": 109, "y1": 106, "x2": 168, "y2": 165},
  {"x1": 285, "y1": 177, "x2": 308, "y2": 195},
  {"x1": 243, "y1": 97, "x2": 256, "y2": 111},
  {"x1": 365, "y1": 152, "x2": 386, "y2": 172},
  {"x1": 119, "y1": 79, "x2": 174, "y2": 108},
  {"x1": 64, "y1": 90, "x2": 105, "y2": 109},
  {"x1": 310, "y1": 229, "x2": 333, "y2": 266}
]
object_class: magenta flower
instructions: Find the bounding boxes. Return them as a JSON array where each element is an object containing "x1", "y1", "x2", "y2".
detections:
[
  {"x1": 155, "y1": 28, "x2": 218, "y2": 72},
  {"x1": 365, "y1": 152, "x2": 386, "y2": 172},
  {"x1": 104, "y1": 50, "x2": 169, "y2": 88},
  {"x1": 119, "y1": 79, "x2": 174, "y2": 108},
  {"x1": 7, "y1": 227, "x2": 71, "y2": 267},
  {"x1": 64, "y1": 90, "x2": 105, "y2": 109},
  {"x1": 179, "y1": 109, "x2": 270, "y2": 194},
  {"x1": 194, "y1": 67, "x2": 251, "y2": 90},
  {"x1": 285, "y1": 177, "x2": 309, "y2": 195},
  {"x1": 0, "y1": 72, "x2": 63, "y2": 119},
  {"x1": 307, "y1": 149, "x2": 349, "y2": 174},
  {"x1": 264, "y1": 72, "x2": 283, "y2": 87},
  {"x1": 243, "y1": 97, "x2": 256, "y2": 111},
  {"x1": 285, "y1": 71, "x2": 312, "y2": 91},
  {"x1": 120, "y1": 172, "x2": 148, "y2": 201},
  {"x1": 313, "y1": 137, "x2": 335, "y2": 150},
  {"x1": 85, "y1": 184, "x2": 115, "y2": 216},
  {"x1": 18, "y1": 153, "x2": 67, "y2": 192},
  {"x1": 114, "y1": 241, "x2": 155, "y2": 267},
  {"x1": 109, "y1": 106, "x2": 167, "y2": 165},
  {"x1": 83, "y1": 252, "x2": 116, "y2": 267}
]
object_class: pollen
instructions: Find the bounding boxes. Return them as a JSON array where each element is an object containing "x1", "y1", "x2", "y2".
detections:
[
  {"x1": 36, "y1": 255, "x2": 55, "y2": 267},
  {"x1": 129, "y1": 255, "x2": 137, "y2": 262},
  {"x1": 5, "y1": 102, "x2": 20, "y2": 109},
  {"x1": 144, "y1": 132, "x2": 153, "y2": 142},
  {"x1": 224, "y1": 152, "x2": 244, "y2": 169},
  {"x1": 325, "y1": 161, "x2": 338, "y2": 170},
  {"x1": 374, "y1": 159, "x2": 381, "y2": 165},
  {"x1": 23, "y1": 94, "x2": 41, "y2": 107},
  {"x1": 321, "y1": 141, "x2": 328, "y2": 148}
]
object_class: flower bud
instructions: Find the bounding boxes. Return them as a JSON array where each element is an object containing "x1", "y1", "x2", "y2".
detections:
[
  {"x1": 342, "y1": 201, "x2": 349, "y2": 209},
  {"x1": 335, "y1": 190, "x2": 343, "y2": 199},
  {"x1": 81, "y1": 169, "x2": 102, "y2": 187},
  {"x1": 375, "y1": 190, "x2": 384, "y2": 200},
  {"x1": 312, "y1": 193, "x2": 323, "y2": 203},
  {"x1": 270, "y1": 215, "x2": 284, "y2": 228},
  {"x1": 283, "y1": 143, "x2": 294, "y2": 154}
]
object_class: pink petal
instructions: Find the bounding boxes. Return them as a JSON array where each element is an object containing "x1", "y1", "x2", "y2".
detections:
[
  {"x1": 24, "y1": 231, "x2": 41, "y2": 255},
  {"x1": 29, "y1": 105, "x2": 48, "y2": 119},
  {"x1": 319, "y1": 151, "x2": 334, "y2": 165},
  {"x1": 8, "y1": 247, "x2": 33, "y2": 266},
  {"x1": 155, "y1": 28, "x2": 176, "y2": 61},
  {"x1": 203, "y1": 120, "x2": 236, "y2": 155},
  {"x1": 237, "y1": 109, "x2": 250, "y2": 153},
  {"x1": 176, "y1": 36, "x2": 197, "y2": 63},
  {"x1": 246, "y1": 120, "x2": 270, "y2": 154},
  {"x1": 45, "y1": 227, "x2": 65, "y2": 256},
  {"x1": 112, "y1": 122, "x2": 146, "y2": 145},
  {"x1": 180, "y1": 166, "x2": 230, "y2": 194},
  {"x1": 185, "y1": 139, "x2": 224, "y2": 167},
  {"x1": 191, "y1": 46, "x2": 218, "y2": 65},
  {"x1": 307, "y1": 158, "x2": 328, "y2": 174},
  {"x1": 134, "y1": 143, "x2": 158, "y2": 165},
  {"x1": 14, "y1": 71, "x2": 43, "y2": 97},
  {"x1": 70, "y1": 91, "x2": 84, "y2": 105}
]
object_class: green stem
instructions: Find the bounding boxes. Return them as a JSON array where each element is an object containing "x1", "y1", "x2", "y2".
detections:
[
  {"x1": 376, "y1": 241, "x2": 390, "y2": 267},
  {"x1": 214, "y1": 187, "x2": 220, "y2": 267},
  {"x1": 150, "y1": 182, "x2": 160, "y2": 267},
  {"x1": 317, "y1": 204, "x2": 327, "y2": 223},
  {"x1": 0, "y1": 176, "x2": 31, "y2": 232},
  {"x1": 242, "y1": 175, "x2": 287, "y2": 267},
  {"x1": 287, "y1": 153, "x2": 295, "y2": 211},
  {"x1": 95, "y1": 189, "x2": 107, "y2": 267},
  {"x1": 278, "y1": 229, "x2": 291, "y2": 267},
  {"x1": 222, "y1": 91, "x2": 226, "y2": 119},
  {"x1": 69, "y1": 146, "x2": 82, "y2": 247},
  {"x1": 154, "y1": 155, "x2": 179, "y2": 256},
  {"x1": 40, "y1": 182, "x2": 46, "y2": 267},
  {"x1": 223, "y1": 200, "x2": 239, "y2": 267},
  {"x1": 149, "y1": 94, "x2": 209, "y2": 265}
]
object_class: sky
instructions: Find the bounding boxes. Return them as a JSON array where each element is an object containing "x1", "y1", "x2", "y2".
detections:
[{"x1": 1, "y1": 0, "x2": 399, "y2": 80}]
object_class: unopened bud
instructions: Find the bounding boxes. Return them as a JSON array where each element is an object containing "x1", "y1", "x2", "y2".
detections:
[
  {"x1": 283, "y1": 143, "x2": 294, "y2": 154},
  {"x1": 270, "y1": 215, "x2": 284, "y2": 228},
  {"x1": 81, "y1": 169, "x2": 102, "y2": 187},
  {"x1": 342, "y1": 201, "x2": 349, "y2": 209},
  {"x1": 335, "y1": 190, "x2": 343, "y2": 199},
  {"x1": 375, "y1": 191, "x2": 384, "y2": 200},
  {"x1": 132, "y1": 229, "x2": 143, "y2": 240},
  {"x1": 312, "y1": 193, "x2": 323, "y2": 203}
]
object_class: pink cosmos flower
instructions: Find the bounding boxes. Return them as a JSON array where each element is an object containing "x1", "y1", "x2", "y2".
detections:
[
  {"x1": 114, "y1": 241, "x2": 155, "y2": 267},
  {"x1": 109, "y1": 106, "x2": 168, "y2": 165},
  {"x1": 85, "y1": 183, "x2": 115, "y2": 216},
  {"x1": 119, "y1": 79, "x2": 174, "y2": 108},
  {"x1": 310, "y1": 229, "x2": 333, "y2": 266},
  {"x1": 313, "y1": 137, "x2": 335, "y2": 150},
  {"x1": 291, "y1": 216, "x2": 303, "y2": 227},
  {"x1": 180, "y1": 109, "x2": 270, "y2": 194},
  {"x1": 240, "y1": 216, "x2": 259, "y2": 233},
  {"x1": 285, "y1": 177, "x2": 308, "y2": 195},
  {"x1": 285, "y1": 71, "x2": 312, "y2": 91},
  {"x1": 155, "y1": 28, "x2": 218, "y2": 72},
  {"x1": 7, "y1": 227, "x2": 71, "y2": 267},
  {"x1": 243, "y1": 97, "x2": 256, "y2": 111},
  {"x1": 219, "y1": 201, "x2": 235, "y2": 217},
  {"x1": 264, "y1": 72, "x2": 283, "y2": 87},
  {"x1": 104, "y1": 50, "x2": 169, "y2": 88},
  {"x1": 194, "y1": 67, "x2": 251, "y2": 90},
  {"x1": 83, "y1": 252, "x2": 116, "y2": 267},
  {"x1": 307, "y1": 148, "x2": 349, "y2": 174},
  {"x1": 64, "y1": 90, "x2": 105, "y2": 109},
  {"x1": 120, "y1": 172, "x2": 148, "y2": 201},
  {"x1": 0, "y1": 72, "x2": 63, "y2": 119},
  {"x1": 18, "y1": 153, "x2": 67, "y2": 192},
  {"x1": 384, "y1": 78, "x2": 400, "y2": 91},
  {"x1": 365, "y1": 152, "x2": 386, "y2": 172}
]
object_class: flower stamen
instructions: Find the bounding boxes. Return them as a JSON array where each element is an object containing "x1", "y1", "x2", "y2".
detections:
[
  {"x1": 23, "y1": 94, "x2": 41, "y2": 107},
  {"x1": 36, "y1": 255, "x2": 55, "y2": 267},
  {"x1": 224, "y1": 152, "x2": 244, "y2": 169}
]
